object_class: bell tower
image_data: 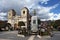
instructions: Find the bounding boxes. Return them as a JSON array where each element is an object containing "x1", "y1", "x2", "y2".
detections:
[
  {"x1": 20, "y1": 7, "x2": 30, "y2": 28},
  {"x1": 8, "y1": 9, "x2": 16, "y2": 19},
  {"x1": 8, "y1": 9, "x2": 16, "y2": 28},
  {"x1": 21, "y1": 7, "x2": 29, "y2": 17}
]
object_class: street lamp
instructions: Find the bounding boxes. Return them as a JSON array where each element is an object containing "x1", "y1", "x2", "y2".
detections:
[{"x1": 33, "y1": 9, "x2": 36, "y2": 16}]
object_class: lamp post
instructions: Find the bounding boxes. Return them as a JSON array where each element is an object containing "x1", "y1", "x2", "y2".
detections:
[{"x1": 33, "y1": 9, "x2": 36, "y2": 16}]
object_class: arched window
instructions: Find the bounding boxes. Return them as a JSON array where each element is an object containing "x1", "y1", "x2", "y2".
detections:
[{"x1": 23, "y1": 11, "x2": 25, "y2": 14}]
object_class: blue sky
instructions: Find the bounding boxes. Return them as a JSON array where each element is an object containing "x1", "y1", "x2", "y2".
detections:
[
  {"x1": 0, "y1": 0, "x2": 60, "y2": 21},
  {"x1": 39, "y1": 0, "x2": 60, "y2": 6},
  {"x1": 38, "y1": 0, "x2": 60, "y2": 13}
]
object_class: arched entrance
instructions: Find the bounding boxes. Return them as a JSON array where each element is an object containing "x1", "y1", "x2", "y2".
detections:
[{"x1": 18, "y1": 21, "x2": 25, "y2": 26}]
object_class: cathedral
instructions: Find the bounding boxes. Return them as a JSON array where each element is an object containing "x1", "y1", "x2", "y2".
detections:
[{"x1": 7, "y1": 7, "x2": 31, "y2": 30}]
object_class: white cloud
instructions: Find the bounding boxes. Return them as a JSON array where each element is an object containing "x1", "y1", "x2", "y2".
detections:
[
  {"x1": 30, "y1": 4, "x2": 59, "y2": 21},
  {"x1": 0, "y1": 12, "x2": 7, "y2": 16},
  {"x1": 0, "y1": 0, "x2": 50, "y2": 20},
  {"x1": 0, "y1": 12, "x2": 7, "y2": 21},
  {"x1": 39, "y1": 4, "x2": 59, "y2": 20},
  {"x1": 0, "y1": 0, "x2": 60, "y2": 21},
  {"x1": 48, "y1": 13, "x2": 60, "y2": 20},
  {"x1": 0, "y1": 0, "x2": 50, "y2": 11},
  {"x1": 0, "y1": 17, "x2": 7, "y2": 21},
  {"x1": 0, "y1": 0, "x2": 49, "y2": 8},
  {"x1": 40, "y1": 0, "x2": 49, "y2": 4}
]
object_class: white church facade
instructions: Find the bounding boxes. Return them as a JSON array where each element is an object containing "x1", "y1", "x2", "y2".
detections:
[{"x1": 7, "y1": 7, "x2": 31, "y2": 30}]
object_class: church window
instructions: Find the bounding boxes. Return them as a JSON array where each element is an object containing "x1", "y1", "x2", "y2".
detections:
[{"x1": 23, "y1": 11, "x2": 25, "y2": 14}]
